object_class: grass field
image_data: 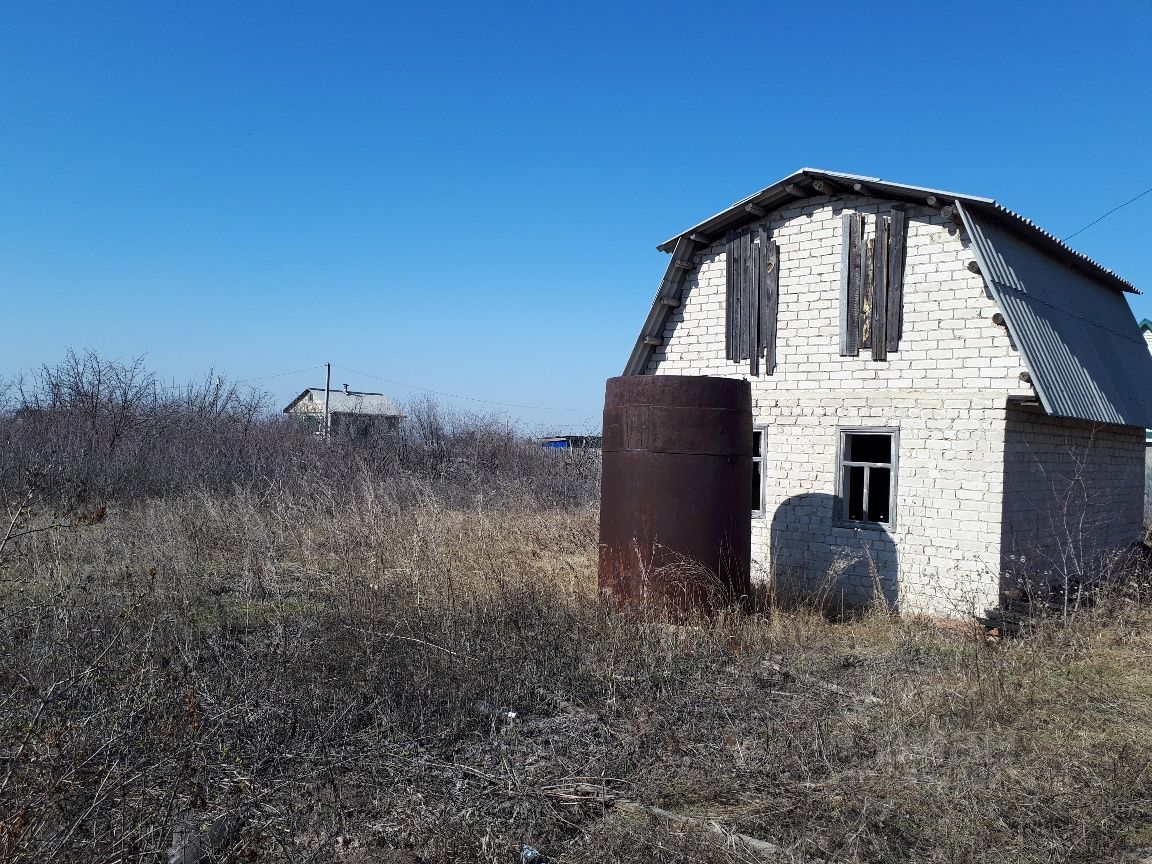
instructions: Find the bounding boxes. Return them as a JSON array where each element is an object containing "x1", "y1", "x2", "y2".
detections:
[{"x1": 3, "y1": 484, "x2": 1152, "y2": 864}]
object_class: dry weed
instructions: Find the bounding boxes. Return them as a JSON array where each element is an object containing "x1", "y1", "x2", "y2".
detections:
[{"x1": 1, "y1": 488, "x2": 1150, "y2": 863}]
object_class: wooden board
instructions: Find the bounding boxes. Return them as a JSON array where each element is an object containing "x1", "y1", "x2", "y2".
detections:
[
  {"x1": 861, "y1": 233, "x2": 874, "y2": 350},
  {"x1": 872, "y1": 216, "x2": 889, "y2": 361},
  {"x1": 838, "y1": 215, "x2": 853, "y2": 356},
  {"x1": 748, "y1": 228, "x2": 759, "y2": 376},
  {"x1": 733, "y1": 228, "x2": 746, "y2": 362},
  {"x1": 725, "y1": 229, "x2": 735, "y2": 362},
  {"x1": 762, "y1": 236, "x2": 779, "y2": 374},
  {"x1": 846, "y1": 214, "x2": 863, "y2": 357},
  {"x1": 726, "y1": 225, "x2": 761, "y2": 365},
  {"x1": 886, "y1": 207, "x2": 907, "y2": 351},
  {"x1": 741, "y1": 227, "x2": 753, "y2": 363}
]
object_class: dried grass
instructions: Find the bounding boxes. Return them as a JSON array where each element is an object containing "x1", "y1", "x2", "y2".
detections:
[{"x1": 2, "y1": 485, "x2": 1151, "y2": 864}]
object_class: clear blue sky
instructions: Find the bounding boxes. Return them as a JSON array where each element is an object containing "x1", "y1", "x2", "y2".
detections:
[{"x1": 1, "y1": 1, "x2": 1149, "y2": 430}]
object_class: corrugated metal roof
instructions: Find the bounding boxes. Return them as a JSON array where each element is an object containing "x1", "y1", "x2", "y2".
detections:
[
  {"x1": 657, "y1": 168, "x2": 1136, "y2": 294},
  {"x1": 957, "y1": 201, "x2": 1152, "y2": 428},
  {"x1": 283, "y1": 388, "x2": 403, "y2": 416}
]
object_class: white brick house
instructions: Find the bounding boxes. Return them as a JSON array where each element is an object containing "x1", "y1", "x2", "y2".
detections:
[{"x1": 624, "y1": 169, "x2": 1152, "y2": 617}]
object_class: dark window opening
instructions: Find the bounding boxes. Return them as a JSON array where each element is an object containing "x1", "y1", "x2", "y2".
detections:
[
  {"x1": 839, "y1": 430, "x2": 896, "y2": 526},
  {"x1": 845, "y1": 433, "x2": 891, "y2": 464}
]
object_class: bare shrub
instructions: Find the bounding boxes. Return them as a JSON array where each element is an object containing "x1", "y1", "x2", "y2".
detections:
[{"x1": 0, "y1": 352, "x2": 600, "y2": 509}]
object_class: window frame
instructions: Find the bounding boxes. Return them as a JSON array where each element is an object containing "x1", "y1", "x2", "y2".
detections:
[
  {"x1": 834, "y1": 426, "x2": 899, "y2": 530},
  {"x1": 751, "y1": 426, "x2": 767, "y2": 518}
]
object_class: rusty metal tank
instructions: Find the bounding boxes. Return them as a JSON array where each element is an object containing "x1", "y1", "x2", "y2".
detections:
[{"x1": 598, "y1": 375, "x2": 752, "y2": 616}]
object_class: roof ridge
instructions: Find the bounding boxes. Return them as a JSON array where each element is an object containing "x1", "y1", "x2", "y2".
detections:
[{"x1": 306, "y1": 387, "x2": 386, "y2": 395}]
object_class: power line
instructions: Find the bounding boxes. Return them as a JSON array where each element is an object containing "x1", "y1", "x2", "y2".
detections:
[
  {"x1": 231, "y1": 362, "x2": 597, "y2": 416},
  {"x1": 331, "y1": 364, "x2": 596, "y2": 413},
  {"x1": 237, "y1": 365, "x2": 324, "y2": 383},
  {"x1": 1063, "y1": 184, "x2": 1152, "y2": 241}
]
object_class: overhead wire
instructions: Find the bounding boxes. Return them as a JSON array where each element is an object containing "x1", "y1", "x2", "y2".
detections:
[
  {"x1": 238, "y1": 365, "x2": 325, "y2": 383},
  {"x1": 228, "y1": 363, "x2": 595, "y2": 414},
  {"x1": 1063, "y1": 184, "x2": 1152, "y2": 241},
  {"x1": 331, "y1": 364, "x2": 596, "y2": 413}
]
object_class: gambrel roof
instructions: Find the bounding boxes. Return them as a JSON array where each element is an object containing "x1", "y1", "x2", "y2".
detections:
[{"x1": 626, "y1": 168, "x2": 1152, "y2": 428}]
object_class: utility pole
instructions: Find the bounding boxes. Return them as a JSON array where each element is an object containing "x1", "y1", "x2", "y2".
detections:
[{"x1": 323, "y1": 362, "x2": 332, "y2": 438}]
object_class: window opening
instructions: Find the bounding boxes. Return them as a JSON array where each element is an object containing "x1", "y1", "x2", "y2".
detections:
[
  {"x1": 752, "y1": 429, "x2": 765, "y2": 515},
  {"x1": 839, "y1": 430, "x2": 897, "y2": 526}
]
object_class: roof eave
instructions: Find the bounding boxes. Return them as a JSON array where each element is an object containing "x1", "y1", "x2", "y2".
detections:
[
  {"x1": 971, "y1": 203, "x2": 1139, "y2": 295},
  {"x1": 282, "y1": 389, "x2": 313, "y2": 413},
  {"x1": 655, "y1": 168, "x2": 994, "y2": 252}
]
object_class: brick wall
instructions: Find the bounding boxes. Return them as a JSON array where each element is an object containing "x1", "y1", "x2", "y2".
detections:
[
  {"x1": 644, "y1": 194, "x2": 1072, "y2": 616},
  {"x1": 1001, "y1": 402, "x2": 1145, "y2": 586},
  {"x1": 753, "y1": 394, "x2": 1010, "y2": 617}
]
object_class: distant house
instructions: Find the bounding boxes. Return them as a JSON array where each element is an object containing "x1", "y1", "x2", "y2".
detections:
[
  {"x1": 283, "y1": 385, "x2": 403, "y2": 440},
  {"x1": 624, "y1": 167, "x2": 1152, "y2": 617}
]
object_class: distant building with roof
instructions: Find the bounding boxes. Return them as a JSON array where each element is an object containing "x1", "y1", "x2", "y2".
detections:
[{"x1": 283, "y1": 385, "x2": 403, "y2": 440}]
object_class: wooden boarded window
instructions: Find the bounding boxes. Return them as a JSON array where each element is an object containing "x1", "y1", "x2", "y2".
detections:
[
  {"x1": 839, "y1": 209, "x2": 907, "y2": 359},
  {"x1": 725, "y1": 224, "x2": 779, "y2": 375}
]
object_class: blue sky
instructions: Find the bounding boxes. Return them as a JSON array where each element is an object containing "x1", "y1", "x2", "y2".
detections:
[{"x1": 1, "y1": 1, "x2": 1149, "y2": 430}]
